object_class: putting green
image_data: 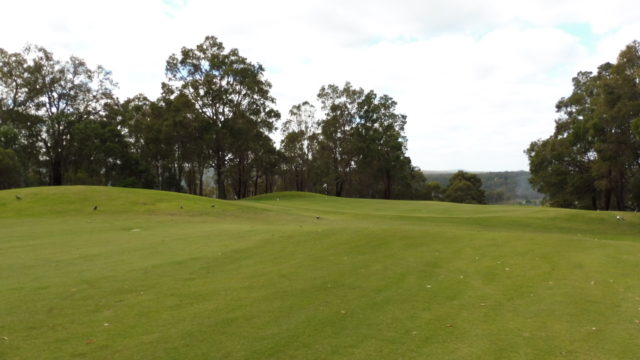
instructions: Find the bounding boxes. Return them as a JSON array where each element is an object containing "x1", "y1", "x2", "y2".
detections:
[{"x1": 1, "y1": 186, "x2": 639, "y2": 359}]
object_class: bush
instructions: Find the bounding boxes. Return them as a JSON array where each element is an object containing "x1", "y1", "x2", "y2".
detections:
[{"x1": 444, "y1": 171, "x2": 485, "y2": 204}]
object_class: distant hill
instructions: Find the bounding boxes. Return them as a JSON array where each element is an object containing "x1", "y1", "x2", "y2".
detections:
[{"x1": 423, "y1": 170, "x2": 543, "y2": 205}]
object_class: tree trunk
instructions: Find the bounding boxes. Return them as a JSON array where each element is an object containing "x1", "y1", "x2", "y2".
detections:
[
  {"x1": 155, "y1": 162, "x2": 162, "y2": 190},
  {"x1": 215, "y1": 154, "x2": 226, "y2": 199},
  {"x1": 198, "y1": 167, "x2": 204, "y2": 196},
  {"x1": 176, "y1": 163, "x2": 184, "y2": 193},
  {"x1": 265, "y1": 173, "x2": 273, "y2": 194},
  {"x1": 235, "y1": 160, "x2": 243, "y2": 199},
  {"x1": 335, "y1": 180, "x2": 343, "y2": 197},
  {"x1": 185, "y1": 167, "x2": 194, "y2": 194},
  {"x1": 383, "y1": 170, "x2": 392, "y2": 199},
  {"x1": 615, "y1": 184, "x2": 625, "y2": 211},
  {"x1": 253, "y1": 171, "x2": 259, "y2": 196},
  {"x1": 51, "y1": 153, "x2": 63, "y2": 185},
  {"x1": 604, "y1": 188, "x2": 612, "y2": 211}
]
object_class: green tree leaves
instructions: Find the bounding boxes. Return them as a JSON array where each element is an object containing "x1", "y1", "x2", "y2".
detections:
[
  {"x1": 443, "y1": 171, "x2": 485, "y2": 204},
  {"x1": 0, "y1": 147, "x2": 22, "y2": 189},
  {"x1": 0, "y1": 46, "x2": 116, "y2": 186},
  {"x1": 165, "y1": 36, "x2": 279, "y2": 199},
  {"x1": 280, "y1": 83, "x2": 417, "y2": 199},
  {"x1": 527, "y1": 40, "x2": 640, "y2": 210},
  {"x1": 1, "y1": 37, "x2": 426, "y2": 200}
]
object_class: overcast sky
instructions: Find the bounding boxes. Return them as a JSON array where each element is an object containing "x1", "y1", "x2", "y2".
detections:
[{"x1": 2, "y1": 0, "x2": 639, "y2": 171}]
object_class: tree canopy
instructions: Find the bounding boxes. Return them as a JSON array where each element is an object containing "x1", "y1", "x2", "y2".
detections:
[
  {"x1": 443, "y1": 171, "x2": 485, "y2": 204},
  {"x1": 0, "y1": 37, "x2": 434, "y2": 201},
  {"x1": 165, "y1": 35, "x2": 280, "y2": 199},
  {"x1": 277, "y1": 82, "x2": 417, "y2": 199},
  {"x1": 12, "y1": 34, "x2": 626, "y2": 206},
  {"x1": 527, "y1": 41, "x2": 640, "y2": 211}
]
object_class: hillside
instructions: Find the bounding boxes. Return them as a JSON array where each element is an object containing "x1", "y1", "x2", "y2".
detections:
[
  {"x1": 424, "y1": 170, "x2": 543, "y2": 204},
  {"x1": 1, "y1": 186, "x2": 639, "y2": 359}
]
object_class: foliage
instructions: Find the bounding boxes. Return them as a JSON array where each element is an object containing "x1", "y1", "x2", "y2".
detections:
[
  {"x1": 527, "y1": 41, "x2": 640, "y2": 210},
  {"x1": 0, "y1": 45, "x2": 116, "y2": 186},
  {"x1": 280, "y1": 101, "x2": 317, "y2": 192},
  {"x1": 0, "y1": 147, "x2": 22, "y2": 189},
  {"x1": 279, "y1": 82, "x2": 416, "y2": 199},
  {"x1": 2, "y1": 38, "x2": 434, "y2": 201},
  {"x1": 424, "y1": 170, "x2": 542, "y2": 204},
  {"x1": 443, "y1": 170, "x2": 485, "y2": 204},
  {"x1": 165, "y1": 36, "x2": 279, "y2": 199}
]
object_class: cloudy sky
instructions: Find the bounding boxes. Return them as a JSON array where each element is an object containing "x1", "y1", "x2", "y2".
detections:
[{"x1": 2, "y1": 0, "x2": 639, "y2": 171}]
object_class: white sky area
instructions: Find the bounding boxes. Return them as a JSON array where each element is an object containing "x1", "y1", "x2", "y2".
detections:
[{"x1": 2, "y1": 0, "x2": 639, "y2": 171}]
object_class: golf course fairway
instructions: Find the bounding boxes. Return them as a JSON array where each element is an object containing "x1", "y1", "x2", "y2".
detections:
[{"x1": 1, "y1": 186, "x2": 639, "y2": 359}]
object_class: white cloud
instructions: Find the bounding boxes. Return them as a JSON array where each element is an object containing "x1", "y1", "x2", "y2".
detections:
[{"x1": 1, "y1": 0, "x2": 639, "y2": 170}]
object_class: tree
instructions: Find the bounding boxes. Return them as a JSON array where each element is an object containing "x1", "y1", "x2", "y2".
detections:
[
  {"x1": 527, "y1": 41, "x2": 640, "y2": 210},
  {"x1": 352, "y1": 90, "x2": 410, "y2": 199},
  {"x1": 589, "y1": 45, "x2": 640, "y2": 210},
  {"x1": 32, "y1": 47, "x2": 116, "y2": 185},
  {"x1": 425, "y1": 181, "x2": 444, "y2": 201},
  {"x1": 282, "y1": 82, "x2": 418, "y2": 199},
  {"x1": 120, "y1": 94, "x2": 171, "y2": 190},
  {"x1": 2, "y1": 40, "x2": 427, "y2": 200},
  {"x1": 0, "y1": 46, "x2": 117, "y2": 186},
  {"x1": 165, "y1": 36, "x2": 279, "y2": 199},
  {"x1": 227, "y1": 113, "x2": 277, "y2": 199},
  {"x1": 444, "y1": 171, "x2": 485, "y2": 204},
  {"x1": 545, "y1": 70, "x2": 599, "y2": 209},
  {"x1": 315, "y1": 83, "x2": 363, "y2": 197},
  {"x1": 0, "y1": 147, "x2": 22, "y2": 189},
  {"x1": 526, "y1": 119, "x2": 597, "y2": 209},
  {"x1": 280, "y1": 101, "x2": 317, "y2": 191},
  {"x1": 0, "y1": 49, "x2": 43, "y2": 185}
]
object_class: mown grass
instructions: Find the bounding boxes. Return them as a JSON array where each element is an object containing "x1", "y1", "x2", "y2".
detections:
[{"x1": 1, "y1": 186, "x2": 639, "y2": 359}]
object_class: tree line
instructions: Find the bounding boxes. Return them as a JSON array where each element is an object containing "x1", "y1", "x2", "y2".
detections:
[
  {"x1": 0, "y1": 36, "x2": 488, "y2": 203},
  {"x1": 527, "y1": 41, "x2": 640, "y2": 211},
  {"x1": 425, "y1": 170, "x2": 542, "y2": 205}
]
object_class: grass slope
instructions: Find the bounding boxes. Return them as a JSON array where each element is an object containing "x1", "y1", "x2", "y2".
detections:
[{"x1": 1, "y1": 186, "x2": 639, "y2": 359}]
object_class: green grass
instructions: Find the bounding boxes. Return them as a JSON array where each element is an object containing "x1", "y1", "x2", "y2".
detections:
[{"x1": 1, "y1": 186, "x2": 639, "y2": 359}]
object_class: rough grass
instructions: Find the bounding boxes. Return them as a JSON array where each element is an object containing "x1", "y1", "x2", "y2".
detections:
[{"x1": 1, "y1": 186, "x2": 639, "y2": 359}]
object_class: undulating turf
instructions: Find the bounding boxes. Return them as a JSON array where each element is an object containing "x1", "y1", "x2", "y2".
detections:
[{"x1": 1, "y1": 186, "x2": 639, "y2": 359}]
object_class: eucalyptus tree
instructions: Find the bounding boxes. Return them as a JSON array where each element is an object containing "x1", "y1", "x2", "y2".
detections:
[
  {"x1": 0, "y1": 48, "x2": 42, "y2": 184},
  {"x1": 168, "y1": 92, "x2": 210, "y2": 195},
  {"x1": 316, "y1": 82, "x2": 363, "y2": 197},
  {"x1": 66, "y1": 101, "x2": 132, "y2": 186},
  {"x1": 0, "y1": 48, "x2": 32, "y2": 119},
  {"x1": 590, "y1": 44, "x2": 640, "y2": 210},
  {"x1": 526, "y1": 70, "x2": 599, "y2": 209},
  {"x1": 120, "y1": 95, "x2": 167, "y2": 189},
  {"x1": 227, "y1": 112, "x2": 265, "y2": 198},
  {"x1": 28, "y1": 46, "x2": 115, "y2": 185},
  {"x1": 0, "y1": 46, "x2": 116, "y2": 185},
  {"x1": 165, "y1": 36, "x2": 279, "y2": 199},
  {"x1": 285, "y1": 82, "x2": 417, "y2": 199},
  {"x1": 312, "y1": 83, "x2": 412, "y2": 198},
  {"x1": 527, "y1": 40, "x2": 640, "y2": 210},
  {"x1": 353, "y1": 90, "x2": 409, "y2": 199},
  {"x1": 280, "y1": 101, "x2": 318, "y2": 191}
]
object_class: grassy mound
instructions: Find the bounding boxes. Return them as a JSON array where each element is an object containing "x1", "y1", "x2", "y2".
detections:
[
  {"x1": 1, "y1": 186, "x2": 639, "y2": 359},
  {"x1": 245, "y1": 191, "x2": 327, "y2": 201}
]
